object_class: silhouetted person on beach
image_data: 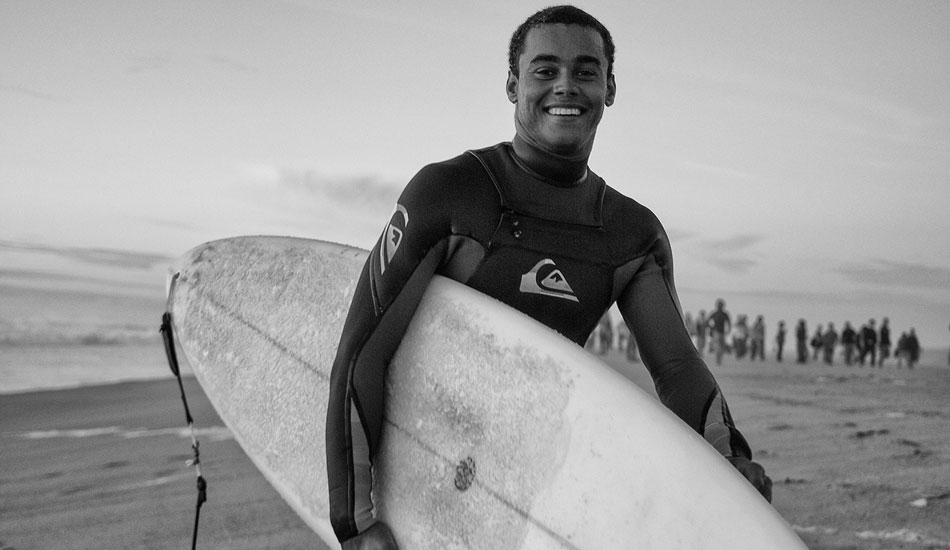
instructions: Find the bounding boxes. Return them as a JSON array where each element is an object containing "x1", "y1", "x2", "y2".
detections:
[
  {"x1": 895, "y1": 332, "x2": 908, "y2": 368},
  {"x1": 811, "y1": 324, "x2": 823, "y2": 361},
  {"x1": 707, "y1": 298, "x2": 731, "y2": 366},
  {"x1": 750, "y1": 315, "x2": 766, "y2": 361},
  {"x1": 733, "y1": 314, "x2": 749, "y2": 359},
  {"x1": 821, "y1": 322, "x2": 838, "y2": 365},
  {"x1": 859, "y1": 319, "x2": 877, "y2": 366},
  {"x1": 841, "y1": 321, "x2": 857, "y2": 365},
  {"x1": 795, "y1": 319, "x2": 808, "y2": 364},
  {"x1": 775, "y1": 320, "x2": 786, "y2": 362},
  {"x1": 878, "y1": 317, "x2": 891, "y2": 367},
  {"x1": 905, "y1": 328, "x2": 920, "y2": 368}
]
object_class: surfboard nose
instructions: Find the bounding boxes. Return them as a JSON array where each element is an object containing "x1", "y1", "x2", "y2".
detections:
[
  {"x1": 166, "y1": 248, "x2": 196, "y2": 302},
  {"x1": 165, "y1": 269, "x2": 180, "y2": 302},
  {"x1": 166, "y1": 242, "x2": 207, "y2": 304},
  {"x1": 166, "y1": 239, "x2": 218, "y2": 301}
]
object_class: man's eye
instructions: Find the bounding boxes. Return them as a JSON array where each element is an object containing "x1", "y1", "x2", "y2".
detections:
[{"x1": 533, "y1": 68, "x2": 557, "y2": 78}]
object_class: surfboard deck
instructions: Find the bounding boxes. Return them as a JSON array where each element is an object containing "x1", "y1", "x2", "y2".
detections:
[{"x1": 166, "y1": 235, "x2": 806, "y2": 549}]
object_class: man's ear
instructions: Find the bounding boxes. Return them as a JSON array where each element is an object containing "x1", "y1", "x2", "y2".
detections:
[
  {"x1": 506, "y1": 71, "x2": 519, "y2": 104},
  {"x1": 605, "y1": 73, "x2": 617, "y2": 107}
]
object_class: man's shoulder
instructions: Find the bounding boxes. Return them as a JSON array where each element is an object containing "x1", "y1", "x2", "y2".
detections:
[
  {"x1": 416, "y1": 147, "x2": 491, "y2": 179},
  {"x1": 405, "y1": 146, "x2": 501, "y2": 196},
  {"x1": 421, "y1": 142, "x2": 513, "y2": 173},
  {"x1": 400, "y1": 146, "x2": 501, "y2": 215},
  {"x1": 598, "y1": 182, "x2": 668, "y2": 260},
  {"x1": 600, "y1": 183, "x2": 661, "y2": 229}
]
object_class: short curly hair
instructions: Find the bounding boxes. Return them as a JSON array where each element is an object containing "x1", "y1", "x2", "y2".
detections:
[{"x1": 508, "y1": 5, "x2": 615, "y2": 77}]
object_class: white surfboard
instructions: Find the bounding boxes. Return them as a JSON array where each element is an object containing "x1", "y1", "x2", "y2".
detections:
[{"x1": 165, "y1": 236, "x2": 806, "y2": 549}]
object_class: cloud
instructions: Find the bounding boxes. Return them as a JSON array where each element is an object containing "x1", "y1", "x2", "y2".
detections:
[
  {"x1": 272, "y1": 169, "x2": 401, "y2": 209},
  {"x1": 0, "y1": 241, "x2": 172, "y2": 270},
  {"x1": 229, "y1": 164, "x2": 404, "y2": 246},
  {"x1": 0, "y1": 83, "x2": 66, "y2": 102},
  {"x1": 836, "y1": 259, "x2": 950, "y2": 290},
  {"x1": 684, "y1": 233, "x2": 763, "y2": 274},
  {"x1": 703, "y1": 256, "x2": 758, "y2": 274},
  {"x1": 237, "y1": 164, "x2": 402, "y2": 216},
  {"x1": 703, "y1": 234, "x2": 762, "y2": 253}
]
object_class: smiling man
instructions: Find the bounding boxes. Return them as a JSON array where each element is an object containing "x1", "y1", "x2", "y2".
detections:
[
  {"x1": 326, "y1": 6, "x2": 771, "y2": 549},
  {"x1": 507, "y1": 20, "x2": 615, "y2": 177}
]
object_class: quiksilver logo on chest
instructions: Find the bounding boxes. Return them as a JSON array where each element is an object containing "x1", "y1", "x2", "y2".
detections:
[{"x1": 519, "y1": 259, "x2": 579, "y2": 302}]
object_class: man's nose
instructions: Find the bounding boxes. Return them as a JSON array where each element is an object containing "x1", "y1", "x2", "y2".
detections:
[{"x1": 553, "y1": 71, "x2": 579, "y2": 95}]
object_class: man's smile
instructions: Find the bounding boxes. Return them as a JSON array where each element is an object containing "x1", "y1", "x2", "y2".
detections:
[{"x1": 546, "y1": 106, "x2": 583, "y2": 116}]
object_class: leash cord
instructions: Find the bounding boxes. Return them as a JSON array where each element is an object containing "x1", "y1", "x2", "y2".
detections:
[{"x1": 161, "y1": 311, "x2": 208, "y2": 550}]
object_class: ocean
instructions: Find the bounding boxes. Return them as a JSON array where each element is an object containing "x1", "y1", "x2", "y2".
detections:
[
  {"x1": 0, "y1": 281, "x2": 189, "y2": 394},
  {"x1": 0, "y1": 342, "x2": 182, "y2": 394}
]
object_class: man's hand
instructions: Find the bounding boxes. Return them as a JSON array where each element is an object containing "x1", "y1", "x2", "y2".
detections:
[
  {"x1": 342, "y1": 522, "x2": 398, "y2": 550},
  {"x1": 728, "y1": 456, "x2": 773, "y2": 502}
]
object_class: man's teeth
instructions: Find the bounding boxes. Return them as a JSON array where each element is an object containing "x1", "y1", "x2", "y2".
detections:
[{"x1": 548, "y1": 107, "x2": 581, "y2": 116}]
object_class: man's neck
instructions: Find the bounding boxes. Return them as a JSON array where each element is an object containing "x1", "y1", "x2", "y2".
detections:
[{"x1": 510, "y1": 133, "x2": 589, "y2": 186}]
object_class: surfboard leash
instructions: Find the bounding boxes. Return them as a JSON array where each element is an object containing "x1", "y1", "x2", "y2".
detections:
[{"x1": 160, "y1": 310, "x2": 208, "y2": 550}]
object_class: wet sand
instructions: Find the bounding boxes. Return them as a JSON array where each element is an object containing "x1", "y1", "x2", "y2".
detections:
[{"x1": 2, "y1": 352, "x2": 948, "y2": 549}]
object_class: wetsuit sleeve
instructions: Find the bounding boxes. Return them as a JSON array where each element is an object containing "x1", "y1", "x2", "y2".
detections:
[
  {"x1": 617, "y1": 231, "x2": 752, "y2": 460},
  {"x1": 326, "y1": 166, "x2": 454, "y2": 543}
]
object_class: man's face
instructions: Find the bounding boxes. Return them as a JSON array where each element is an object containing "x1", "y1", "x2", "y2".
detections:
[{"x1": 507, "y1": 24, "x2": 616, "y2": 158}]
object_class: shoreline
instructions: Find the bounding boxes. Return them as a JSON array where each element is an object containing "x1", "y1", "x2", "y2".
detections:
[
  {"x1": 0, "y1": 341, "x2": 196, "y2": 397},
  {"x1": 1, "y1": 343, "x2": 944, "y2": 397}
]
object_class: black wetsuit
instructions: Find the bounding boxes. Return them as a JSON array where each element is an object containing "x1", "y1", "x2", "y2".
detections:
[{"x1": 326, "y1": 142, "x2": 752, "y2": 542}]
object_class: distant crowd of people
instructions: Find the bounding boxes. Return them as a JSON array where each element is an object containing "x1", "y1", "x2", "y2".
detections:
[
  {"x1": 687, "y1": 299, "x2": 923, "y2": 368},
  {"x1": 587, "y1": 298, "x2": 930, "y2": 369}
]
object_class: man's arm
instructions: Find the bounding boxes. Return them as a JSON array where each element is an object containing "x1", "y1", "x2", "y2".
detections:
[
  {"x1": 616, "y1": 237, "x2": 771, "y2": 500},
  {"x1": 326, "y1": 169, "x2": 454, "y2": 544}
]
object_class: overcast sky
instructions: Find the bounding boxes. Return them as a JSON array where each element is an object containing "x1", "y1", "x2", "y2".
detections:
[{"x1": 2, "y1": 0, "x2": 948, "y2": 345}]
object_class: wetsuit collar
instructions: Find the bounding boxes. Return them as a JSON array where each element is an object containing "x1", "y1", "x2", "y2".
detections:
[{"x1": 510, "y1": 133, "x2": 589, "y2": 187}]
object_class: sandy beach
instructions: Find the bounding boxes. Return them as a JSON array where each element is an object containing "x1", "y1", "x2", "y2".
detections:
[
  {"x1": 2, "y1": 349, "x2": 948, "y2": 550},
  {"x1": 1, "y1": 375, "x2": 328, "y2": 550}
]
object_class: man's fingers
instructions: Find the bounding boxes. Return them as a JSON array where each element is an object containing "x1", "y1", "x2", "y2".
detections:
[{"x1": 728, "y1": 457, "x2": 773, "y2": 503}]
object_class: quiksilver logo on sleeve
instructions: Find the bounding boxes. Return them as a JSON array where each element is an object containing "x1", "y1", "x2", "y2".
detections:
[
  {"x1": 519, "y1": 259, "x2": 579, "y2": 302},
  {"x1": 379, "y1": 204, "x2": 408, "y2": 275}
]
